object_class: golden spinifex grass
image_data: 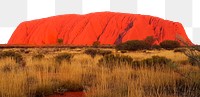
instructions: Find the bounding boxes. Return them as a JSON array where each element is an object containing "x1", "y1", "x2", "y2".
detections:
[{"x1": 0, "y1": 48, "x2": 199, "y2": 97}]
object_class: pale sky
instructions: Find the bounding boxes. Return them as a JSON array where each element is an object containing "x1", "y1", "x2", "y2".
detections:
[{"x1": 0, "y1": 0, "x2": 199, "y2": 44}]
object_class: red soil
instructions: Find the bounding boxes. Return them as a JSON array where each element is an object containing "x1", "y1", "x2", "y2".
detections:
[
  {"x1": 8, "y1": 12, "x2": 193, "y2": 45},
  {"x1": 46, "y1": 92, "x2": 85, "y2": 97}
]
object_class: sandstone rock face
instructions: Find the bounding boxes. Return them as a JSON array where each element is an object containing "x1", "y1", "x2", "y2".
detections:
[{"x1": 8, "y1": 12, "x2": 193, "y2": 45}]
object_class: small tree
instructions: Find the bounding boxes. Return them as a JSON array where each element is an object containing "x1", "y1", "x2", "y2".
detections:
[
  {"x1": 144, "y1": 36, "x2": 156, "y2": 47},
  {"x1": 57, "y1": 39, "x2": 63, "y2": 45},
  {"x1": 85, "y1": 49, "x2": 98, "y2": 58},
  {"x1": 160, "y1": 40, "x2": 180, "y2": 50},
  {"x1": 116, "y1": 40, "x2": 150, "y2": 51},
  {"x1": 92, "y1": 41, "x2": 100, "y2": 48}
]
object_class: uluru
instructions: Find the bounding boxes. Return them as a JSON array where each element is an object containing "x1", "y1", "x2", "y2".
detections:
[{"x1": 8, "y1": 12, "x2": 193, "y2": 45}]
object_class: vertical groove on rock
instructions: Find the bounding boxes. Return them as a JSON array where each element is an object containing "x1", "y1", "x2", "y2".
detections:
[{"x1": 97, "y1": 14, "x2": 116, "y2": 42}]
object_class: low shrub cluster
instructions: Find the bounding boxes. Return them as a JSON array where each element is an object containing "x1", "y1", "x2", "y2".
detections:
[
  {"x1": 20, "y1": 48, "x2": 30, "y2": 54},
  {"x1": 98, "y1": 54, "x2": 133, "y2": 68},
  {"x1": 55, "y1": 53, "x2": 73, "y2": 64},
  {"x1": 115, "y1": 36, "x2": 181, "y2": 51},
  {"x1": 144, "y1": 36, "x2": 156, "y2": 47},
  {"x1": 160, "y1": 40, "x2": 180, "y2": 50},
  {"x1": 116, "y1": 40, "x2": 150, "y2": 51},
  {"x1": 84, "y1": 49, "x2": 98, "y2": 58},
  {"x1": 0, "y1": 51, "x2": 25, "y2": 66},
  {"x1": 84, "y1": 49, "x2": 112, "y2": 58},
  {"x1": 152, "y1": 44, "x2": 162, "y2": 50},
  {"x1": 32, "y1": 54, "x2": 45, "y2": 60},
  {"x1": 174, "y1": 48, "x2": 187, "y2": 53},
  {"x1": 188, "y1": 55, "x2": 200, "y2": 66},
  {"x1": 140, "y1": 56, "x2": 176, "y2": 69},
  {"x1": 191, "y1": 45, "x2": 200, "y2": 52},
  {"x1": 98, "y1": 50, "x2": 112, "y2": 56},
  {"x1": 92, "y1": 41, "x2": 100, "y2": 48},
  {"x1": 119, "y1": 50, "x2": 128, "y2": 53},
  {"x1": 131, "y1": 56, "x2": 176, "y2": 69},
  {"x1": 98, "y1": 54, "x2": 176, "y2": 70}
]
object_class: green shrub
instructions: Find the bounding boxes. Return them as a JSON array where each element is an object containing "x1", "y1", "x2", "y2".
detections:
[
  {"x1": 98, "y1": 50, "x2": 112, "y2": 56},
  {"x1": 92, "y1": 41, "x2": 100, "y2": 48},
  {"x1": 141, "y1": 56, "x2": 176, "y2": 69},
  {"x1": 131, "y1": 60, "x2": 142, "y2": 69},
  {"x1": 85, "y1": 49, "x2": 112, "y2": 58},
  {"x1": 174, "y1": 48, "x2": 187, "y2": 53},
  {"x1": 131, "y1": 56, "x2": 176, "y2": 69},
  {"x1": 116, "y1": 40, "x2": 150, "y2": 51},
  {"x1": 85, "y1": 49, "x2": 98, "y2": 58},
  {"x1": 144, "y1": 36, "x2": 156, "y2": 47},
  {"x1": 32, "y1": 54, "x2": 45, "y2": 60},
  {"x1": 57, "y1": 38, "x2": 63, "y2": 44},
  {"x1": 20, "y1": 48, "x2": 30, "y2": 54},
  {"x1": 152, "y1": 44, "x2": 162, "y2": 50},
  {"x1": 160, "y1": 40, "x2": 180, "y2": 50},
  {"x1": 55, "y1": 53, "x2": 73, "y2": 64},
  {"x1": 0, "y1": 51, "x2": 25, "y2": 66},
  {"x1": 98, "y1": 54, "x2": 133, "y2": 68},
  {"x1": 190, "y1": 45, "x2": 200, "y2": 52},
  {"x1": 120, "y1": 50, "x2": 128, "y2": 53},
  {"x1": 188, "y1": 55, "x2": 200, "y2": 66}
]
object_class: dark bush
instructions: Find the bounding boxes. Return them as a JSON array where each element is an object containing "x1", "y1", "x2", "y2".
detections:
[
  {"x1": 98, "y1": 50, "x2": 112, "y2": 56},
  {"x1": 32, "y1": 54, "x2": 45, "y2": 60},
  {"x1": 98, "y1": 54, "x2": 133, "y2": 68},
  {"x1": 85, "y1": 49, "x2": 112, "y2": 58},
  {"x1": 20, "y1": 48, "x2": 30, "y2": 54},
  {"x1": 160, "y1": 40, "x2": 180, "y2": 50},
  {"x1": 144, "y1": 36, "x2": 156, "y2": 47},
  {"x1": 120, "y1": 50, "x2": 128, "y2": 53},
  {"x1": 84, "y1": 49, "x2": 98, "y2": 58},
  {"x1": 0, "y1": 51, "x2": 25, "y2": 66},
  {"x1": 141, "y1": 56, "x2": 176, "y2": 69},
  {"x1": 188, "y1": 55, "x2": 200, "y2": 66},
  {"x1": 116, "y1": 40, "x2": 150, "y2": 51},
  {"x1": 57, "y1": 38, "x2": 63, "y2": 44},
  {"x1": 131, "y1": 60, "x2": 141, "y2": 69},
  {"x1": 174, "y1": 48, "x2": 187, "y2": 53},
  {"x1": 55, "y1": 53, "x2": 73, "y2": 64},
  {"x1": 190, "y1": 45, "x2": 200, "y2": 52},
  {"x1": 131, "y1": 56, "x2": 176, "y2": 69},
  {"x1": 92, "y1": 41, "x2": 100, "y2": 48},
  {"x1": 182, "y1": 46, "x2": 200, "y2": 67},
  {"x1": 152, "y1": 44, "x2": 162, "y2": 50},
  {"x1": 34, "y1": 85, "x2": 54, "y2": 97}
]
